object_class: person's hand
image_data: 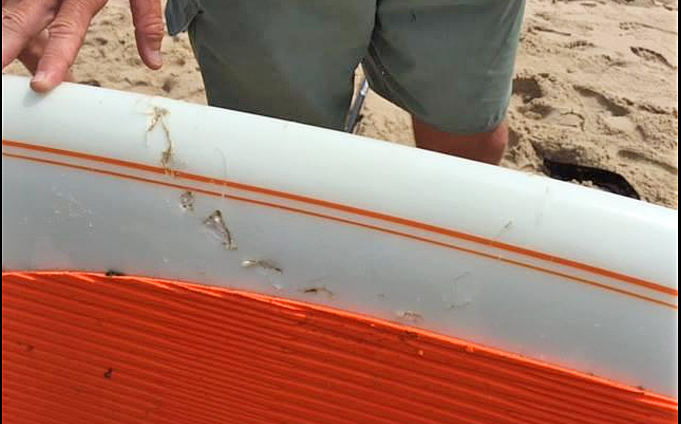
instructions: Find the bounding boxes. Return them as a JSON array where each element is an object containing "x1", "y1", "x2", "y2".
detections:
[
  {"x1": 2, "y1": 0, "x2": 164, "y2": 92},
  {"x1": 16, "y1": 30, "x2": 74, "y2": 82}
]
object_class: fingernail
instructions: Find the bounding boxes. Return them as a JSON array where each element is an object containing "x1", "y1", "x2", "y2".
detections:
[
  {"x1": 149, "y1": 50, "x2": 163, "y2": 68},
  {"x1": 34, "y1": 70, "x2": 46, "y2": 80},
  {"x1": 31, "y1": 71, "x2": 49, "y2": 89}
]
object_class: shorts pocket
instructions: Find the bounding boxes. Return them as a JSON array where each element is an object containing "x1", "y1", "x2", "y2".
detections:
[{"x1": 165, "y1": 0, "x2": 203, "y2": 36}]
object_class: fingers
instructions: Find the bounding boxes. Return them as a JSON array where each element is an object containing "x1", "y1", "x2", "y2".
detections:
[
  {"x1": 2, "y1": 0, "x2": 57, "y2": 69},
  {"x1": 129, "y1": 0, "x2": 163, "y2": 69},
  {"x1": 17, "y1": 29, "x2": 48, "y2": 73},
  {"x1": 5, "y1": 0, "x2": 162, "y2": 93},
  {"x1": 17, "y1": 29, "x2": 74, "y2": 82},
  {"x1": 31, "y1": 0, "x2": 106, "y2": 92}
]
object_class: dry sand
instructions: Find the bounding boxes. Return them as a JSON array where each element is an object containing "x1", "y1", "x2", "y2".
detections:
[{"x1": 4, "y1": 0, "x2": 678, "y2": 207}]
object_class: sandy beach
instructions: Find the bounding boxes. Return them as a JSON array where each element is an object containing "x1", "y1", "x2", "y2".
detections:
[{"x1": 4, "y1": 0, "x2": 678, "y2": 207}]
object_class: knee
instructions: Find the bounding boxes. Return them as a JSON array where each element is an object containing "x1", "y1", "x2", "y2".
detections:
[
  {"x1": 413, "y1": 117, "x2": 509, "y2": 165},
  {"x1": 479, "y1": 120, "x2": 509, "y2": 153}
]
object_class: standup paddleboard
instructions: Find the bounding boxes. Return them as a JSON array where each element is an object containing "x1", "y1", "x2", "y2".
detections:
[{"x1": 2, "y1": 75, "x2": 678, "y2": 423}]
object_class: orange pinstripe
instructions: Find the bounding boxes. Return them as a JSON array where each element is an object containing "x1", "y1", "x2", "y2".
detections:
[{"x1": 1, "y1": 139, "x2": 678, "y2": 309}]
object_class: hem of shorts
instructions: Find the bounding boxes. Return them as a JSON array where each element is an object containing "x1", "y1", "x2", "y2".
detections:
[{"x1": 416, "y1": 109, "x2": 509, "y2": 135}]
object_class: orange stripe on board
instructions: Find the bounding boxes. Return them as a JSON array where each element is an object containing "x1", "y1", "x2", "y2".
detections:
[
  {"x1": 2, "y1": 271, "x2": 678, "y2": 424},
  {"x1": 2, "y1": 151, "x2": 677, "y2": 310},
  {"x1": 2, "y1": 139, "x2": 677, "y2": 299}
]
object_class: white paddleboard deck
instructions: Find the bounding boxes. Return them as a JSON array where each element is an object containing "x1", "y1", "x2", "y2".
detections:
[{"x1": 2, "y1": 75, "x2": 678, "y2": 397}]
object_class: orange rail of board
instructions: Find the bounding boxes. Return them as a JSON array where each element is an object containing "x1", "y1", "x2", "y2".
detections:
[{"x1": 2, "y1": 271, "x2": 678, "y2": 424}]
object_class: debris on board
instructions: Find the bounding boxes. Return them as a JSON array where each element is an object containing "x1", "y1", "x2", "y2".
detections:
[
  {"x1": 180, "y1": 191, "x2": 195, "y2": 211},
  {"x1": 204, "y1": 210, "x2": 237, "y2": 250},
  {"x1": 240, "y1": 260, "x2": 283, "y2": 275},
  {"x1": 147, "y1": 107, "x2": 174, "y2": 174}
]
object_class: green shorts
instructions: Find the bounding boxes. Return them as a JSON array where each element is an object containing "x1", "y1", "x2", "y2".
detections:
[{"x1": 166, "y1": 0, "x2": 526, "y2": 134}]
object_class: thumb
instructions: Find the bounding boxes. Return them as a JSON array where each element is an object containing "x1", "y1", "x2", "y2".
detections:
[{"x1": 129, "y1": 0, "x2": 164, "y2": 69}]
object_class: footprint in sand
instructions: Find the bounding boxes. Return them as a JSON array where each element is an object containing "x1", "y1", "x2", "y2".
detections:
[
  {"x1": 512, "y1": 75, "x2": 544, "y2": 103},
  {"x1": 574, "y1": 86, "x2": 629, "y2": 117},
  {"x1": 618, "y1": 149, "x2": 679, "y2": 175},
  {"x1": 517, "y1": 81, "x2": 645, "y2": 134},
  {"x1": 565, "y1": 40, "x2": 596, "y2": 50},
  {"x1": 513, "y1": 75, "x2": 586, "y2": 129},
  {"x1": 526, "y1": 104, "x2": 586, "y2": 129},
  {"x1": 619, "y1": 22, "x2": 678, "y2": 36},
  {"x1": 529, "y1": 25, "x2": 572, "y2": 37},
  {"x1": 574, "y1": 86, "x2": 644, "y2": 137},
  {"x1": 542, "y1": 110, "x2": 586, "y2": 129},
  {"x1": 612, "y1": 0, "x2": 656, "y2": 7},
  {"x1": 630, "y1": 47, "x2": 677, "y2": 69}
]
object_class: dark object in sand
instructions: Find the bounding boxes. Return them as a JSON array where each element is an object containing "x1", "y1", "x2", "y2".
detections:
[{"x1": 543, "y1": 158, "x2": 641, "y2": 200}]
